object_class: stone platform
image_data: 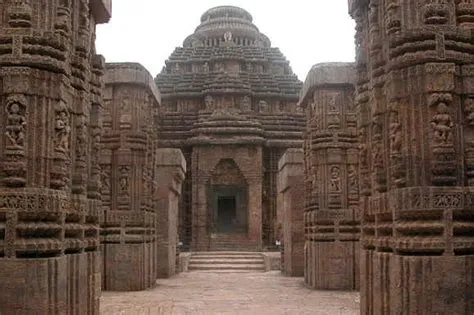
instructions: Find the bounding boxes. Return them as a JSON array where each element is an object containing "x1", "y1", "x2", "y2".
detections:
[{"x1": 100, "y1": 271, "x2": 359, "y2": 314}]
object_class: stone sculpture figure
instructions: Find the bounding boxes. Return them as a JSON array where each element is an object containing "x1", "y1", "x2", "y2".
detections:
[
  {"x1": 240, "y1": 96, "x2": 251, "y2": 112},
  {"x1": 54, "y1": 101, "x2": 71, "y2": 153},
  {"x1": 330, "y1": 166, "x2": 341, "y2": 192},
  {"x1": 205, "y1": 95, "x2": 215, "y2": 111},
  {"x1": 465, "y1": 97, "x2": 474, "y2": 125},
  {"x1": 431, "y1": 100, "x2": 454, "y2": 145},
  {"x1": 389, "y1": 110, "x2": 402, "y2": 154},
  {"x1": 5, "y1": 97, "x2": 26, "y2": 149},
  {"x1": 258, "y1": 100, "x2": 269, "y2": 113}
]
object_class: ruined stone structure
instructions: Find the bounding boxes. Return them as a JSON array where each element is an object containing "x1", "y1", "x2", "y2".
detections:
[
  {"x1": 277, "y1": 149, "x2": 305, "y2": 276},
  {"x1": 100, "y1": 63, "x2": 160, "y2": 291},
  {"x1": 155, "y1": 148, "x2": 186, "y2": 279},
  {"x1": 155, "y1": 6, "x2": 304, "y2": 251},
  {"x1": 300, "y1": 63, "x2": 360, "y2": 290},
  {"x1": 349, "y1": 0, "x2": 474, "y2": 313},
  {"x1": 0, "y1": 0, "x2": 111, "y2": 314}
]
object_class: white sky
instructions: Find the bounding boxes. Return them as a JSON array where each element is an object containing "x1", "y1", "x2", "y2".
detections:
[{"x1": 95, "y1": 1, "x2": 356, "y2": 81}]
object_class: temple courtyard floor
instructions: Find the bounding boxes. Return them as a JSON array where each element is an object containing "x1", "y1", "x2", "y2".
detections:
[{"x1": 100, "y1": 271, "x2": 360, "y2": 315}]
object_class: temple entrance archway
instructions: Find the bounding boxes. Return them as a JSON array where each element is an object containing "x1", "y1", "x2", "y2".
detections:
[{"x1": 208, "y1": 159, "x2": 248, "y2": 235}]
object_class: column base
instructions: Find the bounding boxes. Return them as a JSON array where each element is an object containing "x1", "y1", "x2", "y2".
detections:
[
  {"x1": 361, "y1": 249, "x2": 474, "y2": 314},
  {"x1": 103, "y1": 243, "x2": 155, "y2": 291},
  {"x1": 305, "y1": 240, "x2": 359, "y2": 290}
]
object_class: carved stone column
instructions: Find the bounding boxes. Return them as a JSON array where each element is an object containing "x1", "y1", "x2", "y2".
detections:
[
  {"x1": 155, "y1": 148, "x2": 186, "y2": 278},
  {"x1": 349, "y1": 0, "x2": 474, "y2": 313},
  {"x1": 101, "y1": 63, "x2": 160, "y2": 291},
  {"x1": 0, "y1": 1, "x2": 111, "y2": 314},
  {"x1": 300, "y1": 63, "x2": 359, "y2": 290},
  {"x1": 277, "y1": 148, "x2": 305, "y2": 276}
]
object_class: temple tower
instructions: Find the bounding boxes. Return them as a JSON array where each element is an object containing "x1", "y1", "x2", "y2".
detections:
[{"x1": 155, "y1": 6, "x2": 304, "y2": 251}]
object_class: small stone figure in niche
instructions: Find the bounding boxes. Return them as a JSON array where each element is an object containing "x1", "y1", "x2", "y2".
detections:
[
  {"x1": 240, "y1": 96, "x2": 251, "y2": 112},
  {"x1": 330, "y1": 166, "x2": 341, "y2": 192},
  {"x1": 389, "y1": 110, "x2": 402, "y2": 154},
  {"x1": 119, "y1": 166, "x2": 129, "y2": 193},
  {"x1": 101, "y1": 166, "x2": 110, "y2": 191},
  {"x1": 348, "y1": 165, "x2": 358, "y2": 191},
  {"x1": 431, "y1": 101, "x2": 454, "y2": 145},
  {"x1": 54, "y1": 101, "x2": 71, "y2": 153},
  {"x1": 224, "y1": 31, "x2": 232, "y2": 42},
  {"x1": 258, "y1": 100, "x2": 269, "y2": 113},
  {"x1": 5, "y1": 97, "x2": 26, "y2": 149},
  {"x1": 205, "y1": 95, "x2": 215, "y2": 111},
  {"x1": 203, "y1": 62, "x2": 209, "y2": 73}
]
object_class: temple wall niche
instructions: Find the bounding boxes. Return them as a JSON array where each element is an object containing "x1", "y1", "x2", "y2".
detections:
[
  {"x1": 0, "y1": 1, "x2": 111, "y2": 314},
  {"x1": 349, "y1": 0, "x2": 474, "y2": 313},
  {"x1": 100, "y1": 62, "x2": 160, "y2": 291},
  {"x1": 300, "y1": 62, "x2": 359, "y2": 290}
]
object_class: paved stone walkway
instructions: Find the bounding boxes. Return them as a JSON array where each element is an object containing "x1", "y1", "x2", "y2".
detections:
[{"x1": 100, "y1": 271, "x2": 360, "y2": 315}]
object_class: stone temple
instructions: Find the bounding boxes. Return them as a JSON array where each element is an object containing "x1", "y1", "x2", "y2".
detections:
[
  {"x1": 155, "y1": 6, "x2": 304, "y2": 251},
  {"x1": 1, "y1": 1, "x2": 474, "y2": 314}
]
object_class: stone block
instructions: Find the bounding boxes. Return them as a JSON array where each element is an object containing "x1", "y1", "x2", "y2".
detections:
[{"x1": 277, "y1": 148, "x2": 305, "y2": 277}]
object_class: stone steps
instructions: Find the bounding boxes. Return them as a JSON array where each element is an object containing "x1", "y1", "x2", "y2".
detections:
[{"x1": 188, "y1": 252, "x2": 265, "y2": 272}]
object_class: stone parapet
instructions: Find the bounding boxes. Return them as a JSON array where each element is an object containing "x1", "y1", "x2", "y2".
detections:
[
  {"x1": 155, "y1": 148, "x2": 186, "y2": 278},
  {"x1": 100, "y1": 62, "x2": 160, "y2": 291},
  {"x1": 277, "y1": 149, "x2": 305, "y2": 276},
  {"x1": 300, "y1": 62, "x2": 359, "y2": 290}
]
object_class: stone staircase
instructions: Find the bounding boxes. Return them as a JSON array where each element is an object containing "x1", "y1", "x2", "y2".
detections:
[{"x1": 188, "y1": 252, "x2": 266, "y2": 272}]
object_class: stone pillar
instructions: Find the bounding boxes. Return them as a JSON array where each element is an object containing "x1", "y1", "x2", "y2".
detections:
[
  {"x1": 300, "y1": 63, "x2": 359, "y2": 290},
  {"x1": 277, "y1": 149, "x2": 305, "y2": 276},
  {"x1": 0, "y1": 1, "x2": 111, "y2": 314},
  {"x1": 155, "y1": 148, "x2": 186, "y2": 278},
  {"x1": 100, "y1": 63, "x2": 160, "y2": 291},
  {"x1": 349, "y1": 0, "x2": 474, "y2": 313}
]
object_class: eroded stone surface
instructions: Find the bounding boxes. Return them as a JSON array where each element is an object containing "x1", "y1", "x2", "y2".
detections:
[
  {"x1": 155, "y1": 148, "x2": 186, "y2": 278},
  {"x1": 300, "y1": 62, "x2": 359, "y2": 290},
  {"x1": 277, "y1": 149, "x2": 305, "y2": 276},
  {"x1": 0, "y1": 1, "x2": 110, "y2": 314},
  {"x1": 100, "y1": 271, "x2": 359, "y2": 315},
  {"x1": 349, "y1": 0, "x2": 474, "y2": 313},
  {"x1": 100, "y1": 63, "x2": 160, "y2": 291}
]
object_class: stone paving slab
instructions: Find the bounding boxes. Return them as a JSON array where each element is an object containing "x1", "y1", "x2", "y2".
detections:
[{"x1": 100, "y1": 271, "x2": 360, "y2": 315}]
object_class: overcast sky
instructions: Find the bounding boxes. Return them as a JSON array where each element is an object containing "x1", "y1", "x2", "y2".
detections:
[{"x1": 95, "y1": 1, "x2": 355, "y2": 81}]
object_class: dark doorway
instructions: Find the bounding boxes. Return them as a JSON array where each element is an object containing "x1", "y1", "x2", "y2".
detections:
[{"x1": 217, "y1": 196, "x2": 237, "y2": 232}]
